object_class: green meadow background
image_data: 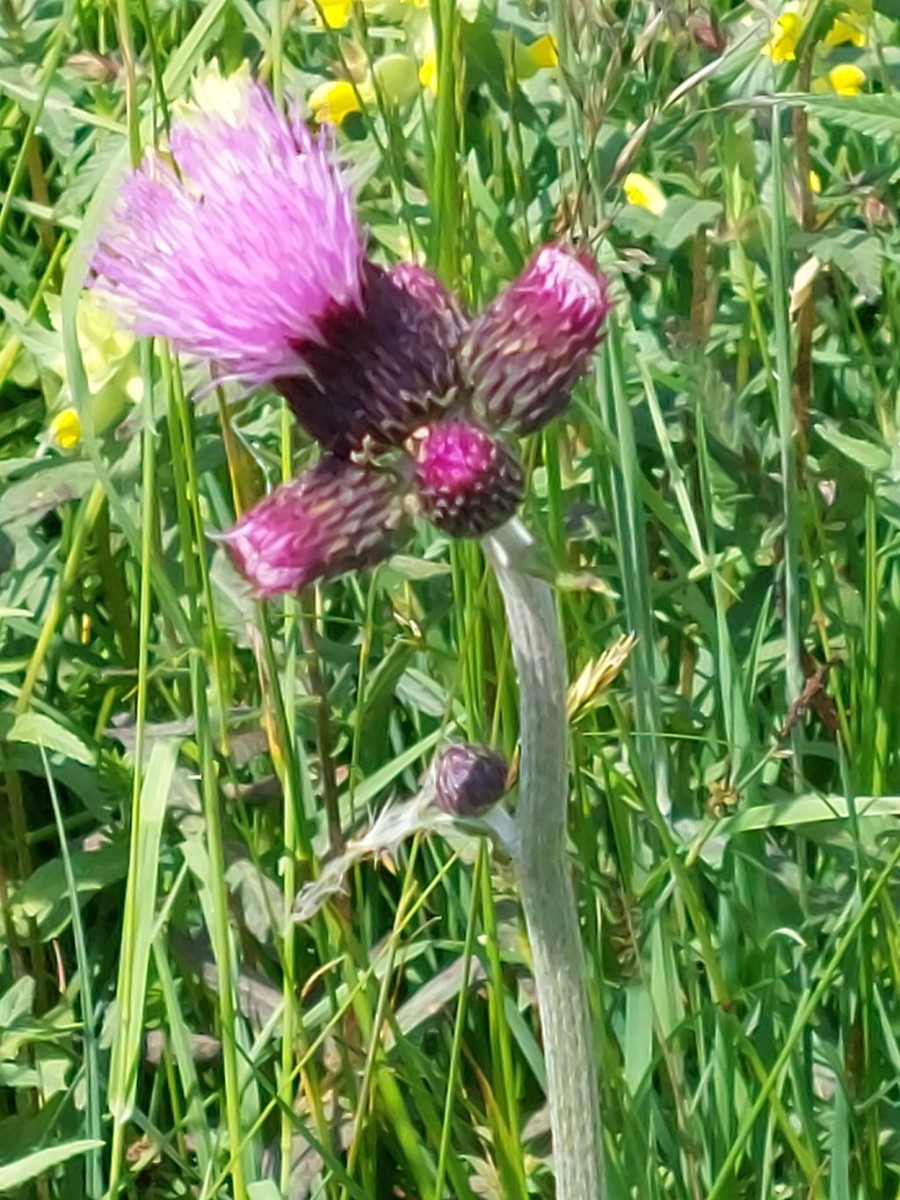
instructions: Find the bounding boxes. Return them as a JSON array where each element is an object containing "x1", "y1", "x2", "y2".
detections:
[{"x1": 3, "y1": 0, "x2": 900, "y2": 1195}]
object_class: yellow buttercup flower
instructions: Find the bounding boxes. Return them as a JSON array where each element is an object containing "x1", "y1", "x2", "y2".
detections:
[
  {"x1": 809, "y1": 169, "x2": 822, "y2": 193},
  {"x1": 526, "y1": 34, "x2": 558, "y2": 69},
  {"x1": 623, "y1": 173, "x2": 667, "y2": 216},
  {"x1": 48, "y1": 408, "x2": 82, "y2": 451},
  {"x1": 825, "y1": 16, "x2": 866, "y2": 46},
  {"x1": 418, "y1": 50, "x2": 437, "y2": 93},
  {"x1": 762, "y1": 11, "x2": 804, "y2": 62},
  {"x1": 316, "y1": 0, "x2": 353, "y2": 28},
  {"x1": 309, "y1": 79, "x2": 363, "y2": 123},
  {"x1": 495, "y1": 31, "x2": 559, "y2": 79},
  {"x1": 826, "y1": 63, "x2": 866, "y2": 94}
]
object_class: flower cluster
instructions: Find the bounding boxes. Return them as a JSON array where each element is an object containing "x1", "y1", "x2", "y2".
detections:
[
  {"x1": 762, "y1": 0, "x2": 869, "y2": 87},
  {"x1": 304, "y1": 0, "x2": 558, "y2": 128},
  {"x1": 91, "y1": 76, "x2": 611, "y2": 597}
]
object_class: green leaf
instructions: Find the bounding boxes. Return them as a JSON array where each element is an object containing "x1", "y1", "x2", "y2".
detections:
[
  {"x1": 248, "y1": 1185, "x2": 284, "y2": 1200},
  {"x1": 802, "y1": 93, "x2": 900, "y2": 142},
  {"x1": 816, "y1": 422, "x2": 891, "y2": 474},
  {"x1": 12, "y1": 839, "x2": 128, "y2": 941},
  {"x1": 108, "y1": 738, "x2": 179, "y2": 1122},
  {"x1": 657, "y1": 197, "x2": 723, "y2": 249},
  {"x1": 8, "y1": 712, "x2": 95, "y2": 766},
  {"x1": 0, "y1": 1141, "x2": 104, "y2": 1191},
  {"x1": 0, "y1": 977, "x2": 35, "y2": 1031},
  {"x1": 811, "y1": 229, "x2": 883, "y2": 300}
]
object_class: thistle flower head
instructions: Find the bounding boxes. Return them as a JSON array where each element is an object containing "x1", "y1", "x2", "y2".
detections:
[
  {"x1": 279, "y1": 260, "x2": 463, "y2": 455},
  {"x1": 462, "y1": 245, "x2": 611, "y2": 436},
  {"x1": 414, "y1": 420, "x2": 525, "y2": 537},
  {"x1": 220, "y1": 457, "x2": 410, "y2": 598},
  {"x1": 433, "y1": 744, "x2": 510, "y2": 817},
  {"x1": 91, "y1": 78, "x2": 364, "y2": 385}
]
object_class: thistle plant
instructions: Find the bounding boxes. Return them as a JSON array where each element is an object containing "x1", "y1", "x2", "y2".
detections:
[{"x1": 92, "y1": 74, "x2": 611, "y2": 1197}]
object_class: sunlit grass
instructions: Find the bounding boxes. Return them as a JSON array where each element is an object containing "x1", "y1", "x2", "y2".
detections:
[{"x1": 2, "y1": 0, "x2": 900, "y2": 1196}]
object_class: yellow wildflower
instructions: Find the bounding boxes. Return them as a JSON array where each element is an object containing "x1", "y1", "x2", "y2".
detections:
[
  {"x1": 418, "y1": 50, "x2": 438, "y2": 94},
  {"x1": 824, "y1": 16, "x2": 866, "y2": 46},
  {"x1": 623, "y1": 173, "x2": 667, "y2": 216},
  {"x1": 309, "y1": 79, "x2": 363, "y2": 123},
  {"x1": 316, "y1": 0, "x2": 353, "y2": 28},
  {"x1": 48, "y1": 408, "x2": 82, "y2": 451},
  {"x1": 809, "y1": 169, "x2": 822, "y2": 193},
  {"x1": 495, "y1": 31, "x2": 559, "y2": 79},
  {"x1": 826, "y1": 63, "x2": 866, "y2": 94},
  {"x1": 762, "y1": 11, "x2": 804, "y2": 63},
  {"x1": 525, "y1": 34, "x2": 558, "y2": 69}
]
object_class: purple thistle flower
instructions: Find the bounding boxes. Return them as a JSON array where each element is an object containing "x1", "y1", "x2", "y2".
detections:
[
  {"x1": 414, "y1": 420, "x2": 525, "y2": 538},
  {"x1": 91, "y1": 73, "x2": 615, "y2": 596},
  {"x1": 219, "y1": 458, "x2": 410, "y2": 598},
  {"x1": 461, "y1": 244, "x2": 611, "y2": 435},
  {"x1": 433, "y1": 744, "x2": 510, "y2": 817},
  {"x1": 92, "y1": 81, "x2": 365, "y2": 388},
  {"x1": 278, "y1": 261, "x2": 464, "y2": 455}
]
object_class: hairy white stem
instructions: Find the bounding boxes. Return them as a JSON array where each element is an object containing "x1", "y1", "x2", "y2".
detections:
[{"x1": 484, "y1": 519, "x2": 605, "y2": 1200}]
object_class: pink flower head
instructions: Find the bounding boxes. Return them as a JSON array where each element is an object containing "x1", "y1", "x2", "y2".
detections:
[
  {"x1": 414, "y1": 420, "x2": 525, "y2": 537},
  {"x1": 433, "y1": 744, "x2": 510, "y2": 817},
  {"x1": 220, "y1": 458, "x2": 410, "y2": 598},
  {"x1": 91, "y1": 80, "x2": 364, "y2": 387},
  {"x1": 91, "y1": 74, "x2": 615, "y2": 595},
  {"x1": 461, "y1": 245, "x2": 611, "y2": 435},
  {"x1": 278, "y1": 261, "x2": 463, "y2": 455}
]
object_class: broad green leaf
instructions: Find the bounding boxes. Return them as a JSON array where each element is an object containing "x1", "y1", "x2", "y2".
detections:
[
  {"x1": 0, "y1": 977, "x2": 34, "y2": 1029},
  {"x1": 8, "y1": 712, "x2": 95, "y2": 766},
  {"x1": 13, "y1": 839, "x2": 127, "y2": 941},
  {"x1": 816, "y1": 422, "x2": 891, "y2": 474},
  {"x1": 811, "y1": 229, "x2": 883, "y2": 300},
  {"x1": 0, "y1": 1141, "x2": 103, "y2": 1190},
  {"x1": 248, "y1": 1185, "x2": 283, "y2": 1200},
  {"x1": 657, "y1": 197, "x2": 723, "y2": 250},
  {"x1": 803, "y1": 93, "x2": 900, "y2": 142}
]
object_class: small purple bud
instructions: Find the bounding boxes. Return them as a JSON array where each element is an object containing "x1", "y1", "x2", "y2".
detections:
[
  {"x1": 434, "y1": 744, "x2": 510, "y2": 817},
  {"x1": 278, "y1": 261, "x2": 463, "y2": 456},
  {"x1": 461, "y1": 244, "x2": 612, "y2": 435},
  {"x1": 220, "y1": 457, "x2": 410, "y2": 598},
  {"x1": 413, "y1": 420, "x2": 525, "y2": 538}
]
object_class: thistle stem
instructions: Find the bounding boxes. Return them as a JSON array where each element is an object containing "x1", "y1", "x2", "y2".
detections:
[{"x1": 483, "y1": 519, "x2": 605, "y2": 1200}]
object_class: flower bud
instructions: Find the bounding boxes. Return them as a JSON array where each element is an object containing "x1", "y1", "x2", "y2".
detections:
[
  {"x1": 372, "y1": 54, "x2": 420, "y2": 107},
  {"x1": 461, "y1": 244, "x2": 611, "y2": 435},
  {"x1": 220, "y1": 457, "x2": 410, "y2": 597},
  {"x1": 413, "y1": 420, "x2": 524, "y2": 538},
  {"x1": 434, "y1": 744, "x2": 510, "y2": 817}
]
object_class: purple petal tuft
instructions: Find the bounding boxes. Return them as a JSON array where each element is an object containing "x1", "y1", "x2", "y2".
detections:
[
  {"x1": 91, "y1": 81, "x2": 364, "y2": 385},
  {"x1": 461, "y1": 244, "x2": 611, "y2": 435},
  {"x1": 414, "y1": 420, "x2": 524, "y2": 538},
  {"x1": 221, "y1": 457, "x2": 410, "y2": 598}
]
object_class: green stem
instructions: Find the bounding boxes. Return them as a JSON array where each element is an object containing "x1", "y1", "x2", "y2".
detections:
[{"x1": 483, "y1": 518, "x2": 605, "y2": 1200}]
